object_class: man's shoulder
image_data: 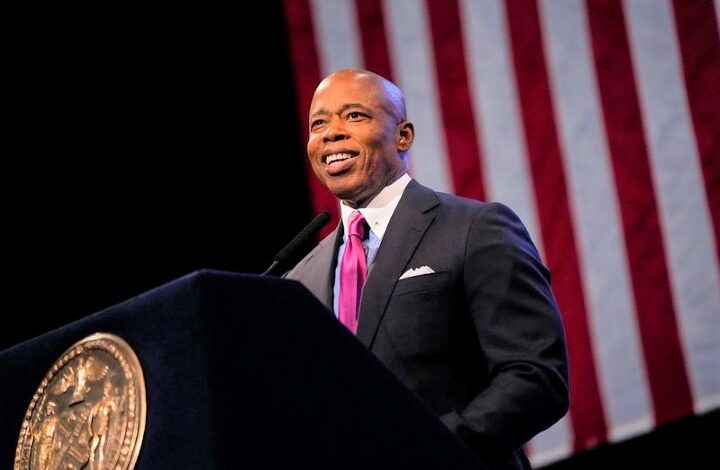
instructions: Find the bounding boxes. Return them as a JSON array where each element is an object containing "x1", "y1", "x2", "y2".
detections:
[
  {"x1": 435, "y1": 190, "x2": 486, "y2": 209},
  {"x1": 406, "y1": 180, "x2": 482, "y2": 209},
  {"x1": 416, "y1": 183, "x2": 494, "y2": 215},
  {"x1": 411, "y1": 183, "x2": 525, "y2": 228}
]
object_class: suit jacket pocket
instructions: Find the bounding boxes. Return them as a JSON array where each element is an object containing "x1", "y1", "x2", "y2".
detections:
[
  {"x1": 384, "y1": 271, "x2": 454, "y2": 360},
  {"x1": 393, "y1": 271, "x2": 451, "y2": 296}
]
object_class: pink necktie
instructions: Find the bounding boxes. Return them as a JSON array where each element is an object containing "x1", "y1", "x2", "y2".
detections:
[{"x1": 339, "y1": 211, "x2": 368, "y2": 334}]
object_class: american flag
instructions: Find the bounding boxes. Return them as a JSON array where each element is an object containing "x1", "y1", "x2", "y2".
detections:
[{"x1": 283, "y1": 0, "x2": 720, "y2": 466}]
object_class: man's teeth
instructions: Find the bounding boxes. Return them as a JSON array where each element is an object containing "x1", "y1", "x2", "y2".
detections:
[{"x1": 326, "y1": 153, "x2": 353, "y2": 164}]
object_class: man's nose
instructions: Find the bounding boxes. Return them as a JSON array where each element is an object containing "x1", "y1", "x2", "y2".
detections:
[{"x1": 323, "y1": 118, "x2": 349, "y2": 142}]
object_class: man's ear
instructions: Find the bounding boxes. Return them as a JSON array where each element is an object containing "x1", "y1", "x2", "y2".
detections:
[{"x1": 396, "y1": 121, "x2": 414, "y2": 151}]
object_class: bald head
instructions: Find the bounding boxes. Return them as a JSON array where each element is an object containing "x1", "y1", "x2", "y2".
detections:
[{"x1": 314, "y1": 68, "x2": 407, "y2": 123}]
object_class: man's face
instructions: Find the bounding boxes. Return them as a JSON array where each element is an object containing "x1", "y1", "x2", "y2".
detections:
[{"x1": 307, "y1": 73, "x2": 409, "y2": 208}]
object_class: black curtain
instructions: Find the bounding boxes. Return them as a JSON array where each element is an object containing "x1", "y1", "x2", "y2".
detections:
[{"x1": 5, "y1": 3, "x2": 312, "y2": 351}]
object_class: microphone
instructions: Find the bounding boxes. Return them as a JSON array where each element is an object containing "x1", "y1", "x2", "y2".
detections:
[{"x1": 261, "y1": 211, "x2": 331, "y2": 276}]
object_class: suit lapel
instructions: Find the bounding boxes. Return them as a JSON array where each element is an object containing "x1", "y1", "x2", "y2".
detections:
[{"x1": 356, "y1": 181, "x2": 439, "y2": 347}]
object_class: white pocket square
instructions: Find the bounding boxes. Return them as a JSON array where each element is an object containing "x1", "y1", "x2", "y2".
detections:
[{"x1": 399, "y1": 265, "x2": 435, "y2": 280}]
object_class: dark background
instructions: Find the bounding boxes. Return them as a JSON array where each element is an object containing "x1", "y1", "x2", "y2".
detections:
[{"x1": 4, "y1": 3, "x2": 715, "y2": 468}]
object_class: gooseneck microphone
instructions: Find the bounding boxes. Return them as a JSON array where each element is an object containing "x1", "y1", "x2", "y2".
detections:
[{"x1": 261, "y1": 211, "x2": 331, "y2": 276}]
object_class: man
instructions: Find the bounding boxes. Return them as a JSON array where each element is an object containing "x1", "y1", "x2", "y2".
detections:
[{"x1": 285, "y1": 68, "x2": 569, "y2": 469}]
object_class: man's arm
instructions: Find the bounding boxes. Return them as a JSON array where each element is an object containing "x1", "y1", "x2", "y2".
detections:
[{"x1": 441, "y1": 202, "x2": 569, "y2": 454}]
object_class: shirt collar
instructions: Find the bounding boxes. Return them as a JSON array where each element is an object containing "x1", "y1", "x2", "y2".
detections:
[{"x1": 340, "y1": 173, "x2": 412, "y2": 240}]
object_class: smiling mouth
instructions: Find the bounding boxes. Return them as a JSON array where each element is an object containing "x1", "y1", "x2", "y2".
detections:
[
  {"x1": 323, "y1": 152, "x2": 358, "y2": 164},
  {"x1": 323, "y1": 151, "x2": 359, "y2": 175}
]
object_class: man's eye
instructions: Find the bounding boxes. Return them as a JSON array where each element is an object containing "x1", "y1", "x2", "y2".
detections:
[
  {"x1": 347, "y1": 112, "x2": 364, "y2": 120},
  {"x1": 311, "y1": 119, "x2": 325, "y2": 129}
]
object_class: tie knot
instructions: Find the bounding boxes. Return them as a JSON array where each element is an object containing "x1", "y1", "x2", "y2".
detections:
[{"x1": 348, "y1": 211, "x2": 368, "y2": 240}]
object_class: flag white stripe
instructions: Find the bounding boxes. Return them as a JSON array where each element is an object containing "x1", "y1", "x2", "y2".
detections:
[
  {"x1": 310, "y1": 0, "x2": 363, "y2": 74},
  {"x1": 529, "y1": 414, "x2": 572, "y2": 468},
  {"x1": 459, "y1": 0, "x2": 542, "y2": 251},
  {"x1": 625, "y1": 0, "x2": 720, "y2": 412},
  {"x1": 382, "y1": 0, "x2": 453, "y2": 193},
  {"x1": 539, "y1": 0, "x2": 654, "y2": 442}
]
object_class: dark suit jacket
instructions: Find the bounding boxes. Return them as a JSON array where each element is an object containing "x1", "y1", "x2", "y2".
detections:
[{"x1": 286, "y1": 180, "x2": 569, "y2": 469}]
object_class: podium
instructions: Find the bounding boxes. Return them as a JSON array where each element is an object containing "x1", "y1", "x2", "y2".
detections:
[{"x1": 0, "y1": 270, "x2": 484, "y2": 468}]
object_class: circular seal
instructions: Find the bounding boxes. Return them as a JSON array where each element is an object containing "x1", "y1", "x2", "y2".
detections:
[{"x1": 14, "y1": 333, "x2": 147, "y2": 470}]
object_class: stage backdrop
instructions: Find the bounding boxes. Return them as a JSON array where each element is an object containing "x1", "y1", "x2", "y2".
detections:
[{"x1": 282, "y1": 0, "x2": 720, "y2": 467}]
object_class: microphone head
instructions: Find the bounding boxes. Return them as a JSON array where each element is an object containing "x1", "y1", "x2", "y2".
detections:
[
  {"x1": 270, "y1": 211, "x2": 332, "y2": 270},
  {"x1": 311, "y1": 211, "x2": 331, "y2": 230}
]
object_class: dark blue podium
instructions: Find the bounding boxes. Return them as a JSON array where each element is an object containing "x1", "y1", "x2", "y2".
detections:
[{"x1": 0, "y1": 270, "x2": 484, "y2": 468}]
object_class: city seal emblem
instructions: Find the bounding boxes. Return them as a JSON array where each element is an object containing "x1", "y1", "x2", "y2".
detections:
[{"x1": 14, "y1": 333, "x2": 147, "y2": 470}]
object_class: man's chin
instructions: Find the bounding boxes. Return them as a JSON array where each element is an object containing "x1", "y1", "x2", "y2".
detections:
[{"x1": 327, "y1": 185, "x2": 362, "y2": 207}]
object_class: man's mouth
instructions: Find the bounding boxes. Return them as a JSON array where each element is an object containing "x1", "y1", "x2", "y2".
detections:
[
  {"x1": 323, "y1": 152, "x2": 359, "y2": 175},
  {"x1": 323, "y1": 152, "x2": 357, "y2": 164}
]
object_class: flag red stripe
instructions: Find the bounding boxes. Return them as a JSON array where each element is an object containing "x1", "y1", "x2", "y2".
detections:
[
  {"x1": 671, "y1": 0, "x2": 720, "y2": 257},
  {"x1": 586, "y1": 0, "x2": 694, "y2": 424},
  {"x1": 505, "y1": 0, "x2": 607, "y2": 449},
  {"x1": 426, "y1": 0, "x2": 486, "y2": 201},
  {"x1": 355, "y1": 0, "x2": 394, "y2": 81},
  {"x1": 284, "y1": 0, "x2": 339, "y2": 235}
]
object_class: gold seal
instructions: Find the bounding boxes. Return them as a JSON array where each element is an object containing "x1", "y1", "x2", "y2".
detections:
[{"x1": 14, "y1": 333, "x2": 147, "y2": 470}]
